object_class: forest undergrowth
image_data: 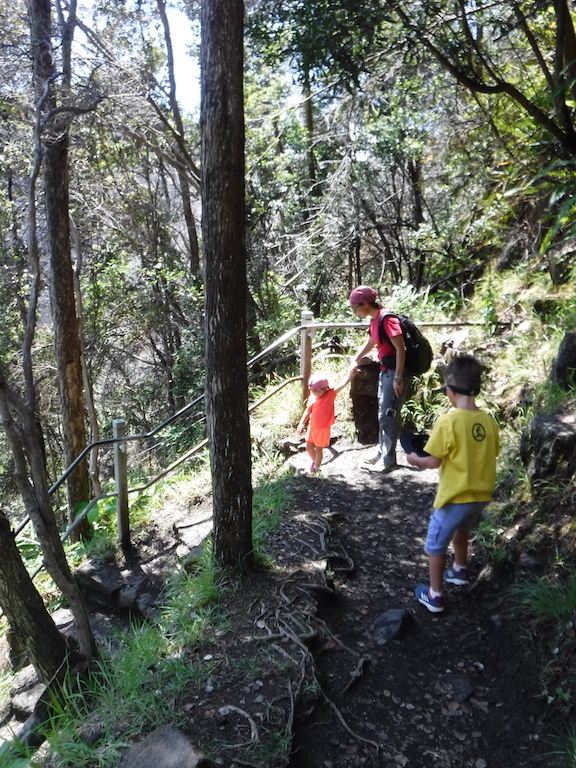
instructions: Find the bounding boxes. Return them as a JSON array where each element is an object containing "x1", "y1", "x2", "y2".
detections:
[{"x1": 2, "y1": 271, "x2": 576, "y2": 767}]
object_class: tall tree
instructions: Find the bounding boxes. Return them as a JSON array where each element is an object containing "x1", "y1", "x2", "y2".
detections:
[
  {"x1": 25, "y1": 0, "x2": 90, "y2": 534},
  {"x1": 201, "y1": 0, "x2": 253, "y2": 569},
  {"x1": 0, "y1": 29, "x2": 98, "y2": 659}
]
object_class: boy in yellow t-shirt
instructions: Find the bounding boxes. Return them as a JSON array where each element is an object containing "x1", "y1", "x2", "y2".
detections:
[{"x1": 406, "y1": 356, "x2": 499, "y2": 613}]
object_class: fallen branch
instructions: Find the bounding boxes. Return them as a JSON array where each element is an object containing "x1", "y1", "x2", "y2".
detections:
[
  {"x1": 321, "y1": 692, "x2": 380, "y2": 751},
  {"x1": 343, "y1": 656, "x2": 369, "y2": 694}
]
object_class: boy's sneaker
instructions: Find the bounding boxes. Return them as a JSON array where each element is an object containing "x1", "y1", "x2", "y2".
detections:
[
  {"x1": 444, "y1": 566, "x2": 469, "y2": 585},
  {"x1": 362, "y1": 452, "x2": 382, "y2": 465},
  {"x1": 415, "y1": 584, "x2": 444, "y2": 613}
]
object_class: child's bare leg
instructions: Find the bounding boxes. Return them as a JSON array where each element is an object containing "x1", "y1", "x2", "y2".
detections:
[
  {"x1": 429, "y1": 554, "x2": 446, "y2": 594},
  {"x1": 305, "y1": 441, "x2": 316, "y2": 464},
  {"x1": 452, "y1": 530, "x2": 469, "y2": 568},
  {"x1": 314, "y1": 446, "x2": 324, "y2": 469}
]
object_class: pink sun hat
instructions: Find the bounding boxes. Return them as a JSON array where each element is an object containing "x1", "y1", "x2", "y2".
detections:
[
  {"x1": 349, "y1": 285, "x2": 378, "y2": 306},
  {"x1": 308, "y1": 373, "x2": 330, "y2": 392}
]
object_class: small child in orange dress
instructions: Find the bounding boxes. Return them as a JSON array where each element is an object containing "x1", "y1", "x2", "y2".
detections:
[{"x1": 297, "y1": 370, "x2": 355, "y2": 473}]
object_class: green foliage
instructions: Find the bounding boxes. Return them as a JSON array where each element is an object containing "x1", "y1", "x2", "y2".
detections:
[
  {"x1": 474, "y1": 503, "x2": 518, "y2": 563},
  {"x1": 403, "y1": 382, "x2": 448, "y2": 434},
  {"x1": 247, "y1": 0, "x2": 390, "y2": 86},
  {"x1": 160, "y1": 567, "x2": 220, "y2": 646},
  {"x1": 36, "y1": 621, "x2": 207, "y2": 767},
  {"x1": 252, "y1": 472, "x2": 293, "y2": 564},
  {"x1": 507, "y1": 575, "x2": 576, "y2": 629},
  {"x1": 528, "y1": 158, "x2": 576, "y2": 261},
  {"x1": 546, "y1": 727, "x2": 576, "y2": 767}
]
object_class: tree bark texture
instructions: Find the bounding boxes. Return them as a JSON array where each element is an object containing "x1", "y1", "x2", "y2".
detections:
[
  {"x1": 0, "y1": 380, "x2": 96, "y2": 662},
  {"x1": 0, "y1": 513, "x2": 67, "y2": 684},
  {"x1": 201, "y1": 0, "x2": 253, "y2": 570},
  {"x1": 26, "y1": 0, "x2": 90, "y2": 533}
]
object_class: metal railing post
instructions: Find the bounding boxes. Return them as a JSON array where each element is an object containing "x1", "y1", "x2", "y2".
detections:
[
  {"x1": 113, "y1": 419, "x2": 130, "y2": 551},
  {"x1": 300, "y1": 310, "x2": 314, "y2": 404}
]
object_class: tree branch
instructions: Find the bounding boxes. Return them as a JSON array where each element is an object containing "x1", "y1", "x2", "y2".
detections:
[{"x1": 391, "y1": 1, "x2": 576, "y2": 155}]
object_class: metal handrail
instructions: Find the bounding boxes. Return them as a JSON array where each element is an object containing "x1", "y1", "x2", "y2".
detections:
[
  {"x1": 48, "y1": 394, "x2": 206, "y2": 496},
  {"x1": 46, "y1": 325, "x2": 324, "y2": 497},
  {"x1": 122, "y1": 376, "x2": 302, "y2": 496},
  {"x1": 19, "y1": 377, "x2": 306, "y2": 548},
  {"x1": 44, "y1": 323, "x2": 361, "y2": 502}
]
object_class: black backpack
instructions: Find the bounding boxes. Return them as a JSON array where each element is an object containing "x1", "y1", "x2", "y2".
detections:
[{"x1": 378, "y1": 312, "x2": 433, "y2": 375}]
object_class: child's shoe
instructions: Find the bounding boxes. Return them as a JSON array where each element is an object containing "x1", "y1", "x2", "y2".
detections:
[
  {"x1": 444, "y1": 566, "x2": 469, "y2": 585},
  {"x1": 415, "y1": 584, "x2": 444, "y2": 613},
  {"x1": 309, "y1": 462, "x2": 317, "y2": 473}
]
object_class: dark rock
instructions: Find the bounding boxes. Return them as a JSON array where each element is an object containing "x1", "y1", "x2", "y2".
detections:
[
  {"x1": 10, "y1": 665, "x2": 38, "y2": 696},
  {"x1": 519, "y1": 551, "x2": 542, "y2": 571},
  {"x1": 551, "y1": 333, "x2": 576, "y2": 389},
  {"x1": 74, "y1": 560, "x2": 161, "y2": 619},
  {"x1": 435, "y1": 672, "x2": 475, "y2": 703},
  {"x1": 278, "y1": 437, "x2": 301, "y2": 457},
  {"x1": 117, "y1": 578, "x2": 148, "y2": 609},
  {"x1": 74, "y1": 561, "x2": 122, "y2": 603},
  {"x1": 519, "y1": 413, "x2": 576, "y2": 480},
  {"x1": 371, "y1": 609, "x2": 415, "y2": 645},
  {"x1": 116, "y1": 725, "x2": 211, "y2": 768},
  {"x1": 51, "y1": 607, "x2": 76, "y2": 643},
  {"x1": 137, "y1": 593, "x2": 160, "y2": 621},
  {"x1": 10, "y1": 666, "x2": 44, "y2": 719}
]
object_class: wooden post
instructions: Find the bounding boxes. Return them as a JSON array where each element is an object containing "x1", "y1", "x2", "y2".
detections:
[
  {"x1": 300, "y1": 310, "x2": 314, "y2": 404},
  {"x1": 113, "y1": 419, "x2": 130, "y2": 552}
]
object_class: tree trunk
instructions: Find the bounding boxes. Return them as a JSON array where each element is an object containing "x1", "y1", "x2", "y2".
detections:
[
  {"x1": 26, "y1": 0, "x2": 90, "y2": 537},
  {"x1": 0, "y1": 513, "x2": 68, "y2": 684},
  {"x1": 201, "y1": 0, "x2": 253, "y2": 570},
  {"x1": 407, "y1": 158, "x2": 426, "y2": 289},
  {"x1": 44, "y1": 138, "x2": 91, "y2": 533},
  {"x1": 70, "y1": 215, "x2": 102, "y2": 496},
  {"x1": 156, "y1": 0, "x2": 201, "y2": 278},
  {"x1": 302, "y1": 68, "x2": 316, "y2": 188},
  {"x1": 0, "y1": 380, "x2": 97, "y2": 662}
]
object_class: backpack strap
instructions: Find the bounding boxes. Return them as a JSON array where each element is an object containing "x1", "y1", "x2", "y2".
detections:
[
  {"x1": 377, "y1": 311, "x2": 399, "y2": 345},
  {"x1": 377, "y1": 312, "x2": 400, "y2": 370}
]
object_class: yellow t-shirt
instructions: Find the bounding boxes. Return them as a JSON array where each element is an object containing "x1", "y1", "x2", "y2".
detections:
[{"x1": 425, "y1": 409, "x2": 499, "y2": 510}]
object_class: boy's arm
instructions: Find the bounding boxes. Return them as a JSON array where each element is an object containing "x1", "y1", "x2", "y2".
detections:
[{"x1": 406, "y1": 452, "x2": 442, "y2": 470}]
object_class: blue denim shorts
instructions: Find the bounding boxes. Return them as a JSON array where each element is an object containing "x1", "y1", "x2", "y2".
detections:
[{"x1": 425, "y1": 501, "x2": 488, "y2": 556}]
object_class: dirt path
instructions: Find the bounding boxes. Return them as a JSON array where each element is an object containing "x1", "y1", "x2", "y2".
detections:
[
  {"x1": 277, "y1": 436, "x2": 549, "y2": 768},
  {"x1": 4, "y1": 434, "x2": 550, "y2": 766}
]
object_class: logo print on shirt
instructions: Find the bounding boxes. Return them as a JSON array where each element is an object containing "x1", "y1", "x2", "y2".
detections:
[{"x1": 472, "y1": 423, "x2": 486, "y2": 442}]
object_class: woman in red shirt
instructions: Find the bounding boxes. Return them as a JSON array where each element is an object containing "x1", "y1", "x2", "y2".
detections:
[{"x1": 349, "y1": 285, "x2": 413, "y2": 473}]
